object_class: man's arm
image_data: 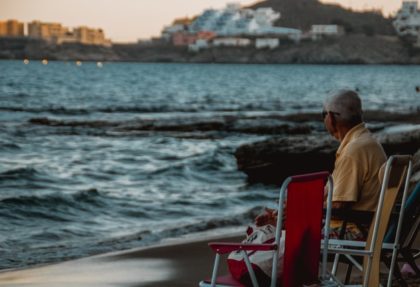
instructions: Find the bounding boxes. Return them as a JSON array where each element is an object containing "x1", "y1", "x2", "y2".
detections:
[{"x1": 332, "y1": 201, "x2": 353, "y2": 210}]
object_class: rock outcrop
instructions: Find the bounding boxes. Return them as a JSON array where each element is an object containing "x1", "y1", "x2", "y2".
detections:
[
  {"x1": 1, "y1": 35, "x2": 420, "y2": 64},
  {"x1": 235, "y1": 128, "x2": 420, "y2": 185}
]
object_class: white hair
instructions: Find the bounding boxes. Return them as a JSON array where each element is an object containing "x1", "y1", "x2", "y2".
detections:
[{"x1": 324, "y1": 89, "x2": 363, "y2": 125}]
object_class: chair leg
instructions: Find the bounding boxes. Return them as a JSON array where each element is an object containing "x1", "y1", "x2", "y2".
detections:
[
  {"x1": 401, "y1": 249, "x2": 420, "y2": 277},
  {"x1": 332, "y1": 254, "x2": 340, "y2": 276},
  {"x1": 344, "y1": 263, "x2": 353, "y2": 284},
  {"x1": 382, "y1": 254, "x2": 408, "y2": 287},
  {"x1": 394, "y1": 264, "x2": 408, "y2": 287}
]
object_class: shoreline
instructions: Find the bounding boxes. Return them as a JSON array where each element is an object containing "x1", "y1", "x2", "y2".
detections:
[
  {"x1": 1, "y1": 35, "x2": 420, "y2": 65},
  {"x1": 0, "y1": 226, "x2": 418, "y2": 287},
  {"x1": 0, "y1": 228, "x2": 244, "y2": 287}
]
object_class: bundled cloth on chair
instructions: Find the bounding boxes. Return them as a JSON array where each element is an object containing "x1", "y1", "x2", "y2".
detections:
[{"x1": 227, "y1": 224, "x2": 285, "y2": 286}]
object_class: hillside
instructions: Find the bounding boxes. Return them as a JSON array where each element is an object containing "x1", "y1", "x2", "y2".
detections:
[{"x1": 250, "y1": 0, "x2": 395, "y2": 35}]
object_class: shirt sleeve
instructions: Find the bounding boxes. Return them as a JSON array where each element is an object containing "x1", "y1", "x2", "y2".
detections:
[{"x1": 332, "y1": 155, "x2": 361, "y2": 202}]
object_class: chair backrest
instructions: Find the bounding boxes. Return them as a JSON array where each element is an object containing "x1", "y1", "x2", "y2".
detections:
[
  {"x1": 363, "y1": 155, "x2": 412, "y2": 287},
  {"x1": 401, "y1": 183, "x2": 420, "y2": 250},
  {"x1": 384, "y1": 182, "x2": 420, "y2": 244},
  {"x1": 274, "y1": 172, "x2": 332, "y2": 287}
]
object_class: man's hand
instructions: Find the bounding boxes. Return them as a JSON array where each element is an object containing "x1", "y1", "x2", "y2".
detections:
[{"x1": 332, "y1": 201, "x2": 352, "y2": 209}]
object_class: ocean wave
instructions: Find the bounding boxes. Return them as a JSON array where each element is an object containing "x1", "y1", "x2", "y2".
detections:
[
  {"x1": 0, "y1": 92, "x2": 31, "y2": 99},
  {"x1": 0, "y1": 141, "x2": 20, "y2": 151},
  {"x1": 0, "y1": 205, "x2": 262, "y2": 270},
  {"x1": 89, "y1": 207, "x2": 260, "y2": 251},
  {"x1": 0, "y1": 188, "x2": 103, "y2": 211},
  {"x1": 0, "y1": 103, "x2": 285, "y2": 115},
  {"x1": 0, "y1": 167, "x2": 39, "y2": 180},
  {"x1": 25, "y1": 109, "x2": 420, "y2": 138},
  {"x1": 27, "y1": 116, "x2": 315, "y2": 137},
  {"x1": 159, "y1": 207, "x2": 260, "y2": 237},
  {"x1": 0, "y1": 105, "x2": 200, "y2": 115}
]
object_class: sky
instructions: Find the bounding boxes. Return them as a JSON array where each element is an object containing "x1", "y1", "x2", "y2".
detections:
[{"x1": 0, "y1": 0, "x2": 406, "y2": 42}]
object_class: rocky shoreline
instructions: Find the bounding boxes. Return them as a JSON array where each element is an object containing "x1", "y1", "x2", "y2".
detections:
[
  {"x1": 27, "y1": 109, "x2": 420, "y2": 189},
  {"x1": 1, "y1": 34, "x2": 420, "y2": 64},
  {"x1": 235, "y1": 128, "x2": 420, "y2": 186},
  {"x1": 234, "y1": 116, "x2": 420, "y2": 189}
]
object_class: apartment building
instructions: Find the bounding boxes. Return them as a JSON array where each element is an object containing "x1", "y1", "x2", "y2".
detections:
[
  {"x1": 28, "y1": 21, "x2": 69, "y2": 41},
  {"x1": 27, "y1": 21, "x2": 111, "y2": 46},
  {"x1": 0, "y1": 20, "x2": 24, "y2": 37},
  {"x1": 164, "y1": 2, "x2": 301, "y2": 49},
  {"x1": 73, "y1": 26, "x2": 111, "y2": 46},
  {"x1": 310, "y1": 25, "x2": 345, "y2": 40},
  {"x1": 189, "y1": 4, "x2": 282, "y2": 37},
  {"x1": 393, "y1": 1, "x2": 420, "y2": 38}
]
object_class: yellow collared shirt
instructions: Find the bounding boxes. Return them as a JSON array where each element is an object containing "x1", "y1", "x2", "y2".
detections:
[{"x1": 332, "y1": 123, "x2": 387, "y2": 211}]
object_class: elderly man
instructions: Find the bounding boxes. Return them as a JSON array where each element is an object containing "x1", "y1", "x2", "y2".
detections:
[
  {"x1": 257, "y1": 89, "x2": 387, "y2": 240},
  {"x1": 322, "y1": 89, "x2": 387, "y2": 239}
]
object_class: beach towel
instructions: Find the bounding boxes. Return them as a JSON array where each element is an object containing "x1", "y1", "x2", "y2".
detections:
[{"x1": 227, "y1": 224, "x2": 285, "y2": 286}]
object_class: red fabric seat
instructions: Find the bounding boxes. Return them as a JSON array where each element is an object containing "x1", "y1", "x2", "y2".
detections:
[
  {"x1": 199, "y1": 171, "x2": 332, "y2": 287},
  {"x1": 202, "y1": 274, "x2": 244, "y2": 286}
]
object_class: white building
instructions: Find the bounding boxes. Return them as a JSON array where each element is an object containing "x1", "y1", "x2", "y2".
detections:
[
  {"x1": 255, "y1": 38, "x2": 279, "y2": 49},
  {"x1": 393, "y1": 1, "x2": 420, "y2": 38},
  {"x1": 189, "y1": 39, "x2": 210, "y2": 52},
  {"x1": 310, "y1": 25, "x2": 345, "y2": 40},
  {"x1": 161, "y1": 24, "x2": 186, "y2": 41},
  {"x1": 188, "y1": 3, "x2": 301, "y2": 41},
  {"x1": 213, "y1": 37, "x2": 251, "y2": 47}
]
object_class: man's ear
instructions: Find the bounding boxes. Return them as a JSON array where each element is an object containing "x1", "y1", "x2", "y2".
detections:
[
  {"x1": 330, "y1": 113, "x2": 337, "y2": 128},
  {"x1": 330, "y1": 113, "x2": 339, "y2": 134}
]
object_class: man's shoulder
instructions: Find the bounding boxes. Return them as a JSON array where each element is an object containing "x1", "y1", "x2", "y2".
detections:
[{"x1": 344, "y1": 132, "x2": 384, "y2": 156}]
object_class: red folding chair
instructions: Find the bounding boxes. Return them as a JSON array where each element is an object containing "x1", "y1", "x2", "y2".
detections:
[{"x1": 199, "y1": 171, "x2": 333, "y2": 287}]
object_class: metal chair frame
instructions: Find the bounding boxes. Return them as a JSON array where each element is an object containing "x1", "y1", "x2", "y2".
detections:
[
  {"x1": 200, "y1": 171, "x2": 334, "y2": 287},
  {"x1": 325, "y1": 155, "x2": 413, "y2": 287}
]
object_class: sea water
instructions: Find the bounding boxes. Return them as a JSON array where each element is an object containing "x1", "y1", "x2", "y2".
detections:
[{"x1": 0, "y1": 61, "x2": 419, "y2": 269}]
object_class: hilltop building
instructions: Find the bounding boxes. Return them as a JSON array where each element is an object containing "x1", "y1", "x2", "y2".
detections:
[
  {"x1": 161, "y1": 17, "x2": 193, "y2": 42},
  {"x1": 310, "y1": 25, "x2": 345, "y2": 40},
  {"x1": 190, "y1": 3, "x2": 281, "y2": 36},
  {"x1": 188, "y1": 3, "x2": 301, "y2": 40},
  {"x1": 0, "y1": 20, "x2": 24, "y2": 37},
  {"x1": 393, "y1": 1, "x2": 420, "y2": 40},
  {"x1": 163, "y1": 3, "x2": 301, "y2": 51},
  {"x1": 28, "y1": 21, "x2": 111, "y2": 46}
]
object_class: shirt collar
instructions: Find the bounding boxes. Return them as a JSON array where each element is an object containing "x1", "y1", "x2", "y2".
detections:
[{"x1": 336, "y1": 122, "x2": 367, "y2": 157}]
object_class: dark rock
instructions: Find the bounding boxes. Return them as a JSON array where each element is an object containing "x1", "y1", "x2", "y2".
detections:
[
  {"x1": 236, "y1": 128, "x2": 420, "y2": 185},
  {"x1": 235, "y1": 134, "x2": 338, "y2": 184},
  {"x1": 378, "y1": 129, "x2": 420, "y2": 157},
  {"x1": 410, "y1": 148, "x2": 420, "y2": 190}
]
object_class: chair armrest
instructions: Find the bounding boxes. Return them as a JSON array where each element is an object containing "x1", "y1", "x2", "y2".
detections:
[
  {"x1": 321, "y1": 239, "x2": 394, "y2": 250},
  {"x1": 208, "y1": 242, "x2": 278, "y2": 254}
]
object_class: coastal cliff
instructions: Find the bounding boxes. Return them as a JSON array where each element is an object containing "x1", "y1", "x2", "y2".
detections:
[
  {"x1": 1, "y1": 34, "x2": 419, "y2": 64},
  {"x1": 251, "y1": 0, "x2": 395, "y2": 35}
]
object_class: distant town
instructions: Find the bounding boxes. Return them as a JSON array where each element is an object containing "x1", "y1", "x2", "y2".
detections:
[
  {"x1": 0, "y1": 1, "x2": 420, "y2": 63},
  {"x1": 2, "y1": 2, "x2": 420, "y2": 48},
  {"x1": 0, "y1": 20, "x2": 111, "y2": 46}
]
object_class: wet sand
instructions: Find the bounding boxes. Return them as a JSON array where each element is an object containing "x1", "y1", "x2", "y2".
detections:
[
  {"x1": 0, "y1": 232, "x2": 242, "y2": 287},
  {"x1": 0, "y1": 230, "x2": 418, "y2": 287}
]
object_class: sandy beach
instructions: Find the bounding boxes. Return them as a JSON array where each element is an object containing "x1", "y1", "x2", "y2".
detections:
[
  {"x1": 0, "y1": 228, "x2": 418, "y2": 287},
  {"x1": 0, "y1": 230, "x2": 243, "y2": 287}
]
